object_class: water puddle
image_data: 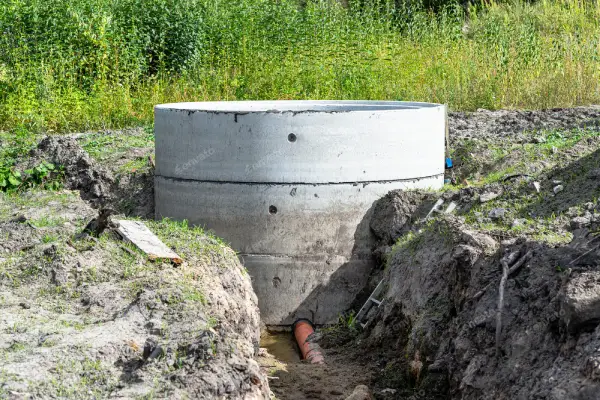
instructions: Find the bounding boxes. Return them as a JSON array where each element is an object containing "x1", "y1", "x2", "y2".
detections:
[{"x1": 260, "y1": 330, "x2": 301, "y2": 364}]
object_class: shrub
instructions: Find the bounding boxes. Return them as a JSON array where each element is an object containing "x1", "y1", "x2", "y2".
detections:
[{"x1": 111, "y1": 0, "x2": 206, "y2": 74}]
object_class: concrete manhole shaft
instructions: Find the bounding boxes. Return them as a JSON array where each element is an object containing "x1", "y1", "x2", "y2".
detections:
[{"x1": 154, "y1": 100, "x2": 446, "y2": 325}]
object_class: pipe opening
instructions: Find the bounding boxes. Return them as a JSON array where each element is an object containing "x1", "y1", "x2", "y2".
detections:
[{"x1": 292, "y1": 319, "x2": 325, "y2": 364}]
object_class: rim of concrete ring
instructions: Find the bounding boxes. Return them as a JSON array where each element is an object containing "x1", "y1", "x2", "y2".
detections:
[{"x1": 155, "y1": 100, "x2": 444, "y2": 113}]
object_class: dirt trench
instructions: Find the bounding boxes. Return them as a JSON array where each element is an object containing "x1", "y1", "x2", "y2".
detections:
[
  {"x1": 3, "y1": 106, "x2": 600, "y2": 399},
  {"x1": 256, "y1": 106, "x2": 600, "y2": 400}
]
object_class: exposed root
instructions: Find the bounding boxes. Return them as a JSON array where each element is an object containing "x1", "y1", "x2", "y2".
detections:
[
  {"x1": 496, "y1": 250, "x2": 533, "y2": 355},
  {"x1": 496, "y1": 259, "x2": 509, "y2": 357},
  {"x1": 508, "y1": 250, "x2": 533, "y2": 276}
]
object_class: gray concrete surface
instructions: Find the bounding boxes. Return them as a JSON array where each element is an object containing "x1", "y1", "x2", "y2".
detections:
[
  {"x1": 241, "y1": 255, "x2": 372, "y2": 325},
  {"x1": 154, "y1": 100, "x2": 446, "y2": 325},
  {"x1": 155, "y1": 101, "x2": 445, "y2": 183}
]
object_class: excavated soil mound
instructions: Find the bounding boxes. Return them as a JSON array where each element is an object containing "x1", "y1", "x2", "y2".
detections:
[
  {"x1": 449, "y1": 106, "x2": 600, "y2": 142},
  {"x1": 24, "y1": 136, "x2": 115, "y2": 207},
  {"x1": 20, "y1": 135, "x2": 154, "y2": 217},
  {"x1": 1, "y1": 137, "x2": 269, "y2": 398},
  {"x1": 351, "y1": 188, "x2": 600, "y2": 399}
]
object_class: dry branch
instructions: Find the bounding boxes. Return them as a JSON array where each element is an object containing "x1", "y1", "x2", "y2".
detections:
[{"x1": 495, "y1": 250, "x2": 533, "y2": 356}]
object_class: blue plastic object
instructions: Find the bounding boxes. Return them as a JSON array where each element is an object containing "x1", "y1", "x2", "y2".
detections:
[{"x1": 445, "y1": 157, "x2": 453, "y2": 169}]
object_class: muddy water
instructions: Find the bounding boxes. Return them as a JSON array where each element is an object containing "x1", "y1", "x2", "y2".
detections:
[
  {"x1": 260, "y1": 330, "x2": 301, "y2": 363},
  {"x1": 259, "y1": 329, "x2": 372, "y2": 399}
]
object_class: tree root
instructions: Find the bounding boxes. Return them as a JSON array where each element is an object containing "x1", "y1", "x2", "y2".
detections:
[{"x1": 496, "y1": 250, "x2": 533, "y2": 356}]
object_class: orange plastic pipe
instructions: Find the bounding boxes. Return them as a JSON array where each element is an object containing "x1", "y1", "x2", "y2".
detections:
[{"x1": 293, "y1": 319, "x2": 325, "y2": 364}]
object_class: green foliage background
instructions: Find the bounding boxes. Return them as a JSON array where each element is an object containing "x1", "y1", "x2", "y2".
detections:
[{"x1": 0, "y1": 0, "x2": 599, "y2": 133}]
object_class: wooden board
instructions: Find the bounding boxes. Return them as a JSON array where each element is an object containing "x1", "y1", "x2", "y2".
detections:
[{"x1": 116, "y1": 220, "x2": 182, "y2": 264}]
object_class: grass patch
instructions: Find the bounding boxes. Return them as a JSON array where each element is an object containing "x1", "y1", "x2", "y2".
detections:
[
  {"x1": 117, "y1": 157, "x2": 150, "y2": 174},
  {"x1": 0, "y1": 129, "x2": 64, "y2": 192},
  {"x1": 147, "y1": 218, "x2": 231, "y2": 260},
  {"x1": 59, "y1": 319, "x2": 86, "y2": 331},
  {"x1": 388, "y1": 227, "x2": 432, "y2": 266},
  {"x1": 180, "y1": 285, "x2": 206, "y2": 304},
  {"x1": 29, "y1": 216, "x2": 69, "y2": 228},
  {"x1": 462, "y1": 188, "x2": 576, "y2": 245},
  {"x1": 8, "y1": 342, "x2": 27, "y2": 352},
  {"x1": 79, "y1": 128, "x2": 154, "y2": 162},
  {"x1": 0, "y1": 129, "x2": 39, "y2": 166},
  {"x1": 42, "y1": 233, "x2": 59, "y2": 244},
  {"x1": 42, "y1": 357, "x2": 118, "y2": 399},
  {"x1": 390, "y1": 230, "x2": 421, "y2": 261},
  {"x1": 1, "y1": 0, "x2": 599, "y2": 133}
]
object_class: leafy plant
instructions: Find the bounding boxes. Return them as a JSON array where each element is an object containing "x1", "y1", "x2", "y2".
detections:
[
  {"x1": 1, "y1": 0, "x2": 600, "y2": 132},
  {"x1": 0, "y1": 166, "x2": 21, "y2": 191},
  {"x1": 23, "y1": 161, "x2": 64, "y2": 190},
  {"x1": 0, "y1": 161, "x2": 64, "y2": 192}
]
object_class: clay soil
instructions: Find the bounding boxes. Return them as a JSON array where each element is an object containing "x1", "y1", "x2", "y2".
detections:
[{"x1": 258, "y1": 331, "x2": 372, "y2": 400}]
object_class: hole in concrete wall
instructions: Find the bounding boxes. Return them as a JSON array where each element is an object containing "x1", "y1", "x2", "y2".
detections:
[
  {"x1": 288, "y1": 133, "x2": 297, "y2": 142},
  {"x1": 272, "y1": 277, "x2": 281, "y2": 287},
  {"x1": 269, "y1": 205, "x2": 278, "y2": 215}
]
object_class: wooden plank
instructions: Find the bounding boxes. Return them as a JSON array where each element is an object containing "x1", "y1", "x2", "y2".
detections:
[{"x1": 115, "y1": 220, "x2": 182, "y2": 264}]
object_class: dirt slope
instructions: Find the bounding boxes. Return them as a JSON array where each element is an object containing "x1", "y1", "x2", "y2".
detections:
[
  {"x1": 367, "y1": 207, "x2": 600, "y2": 399},
  {"x1": 0, "y1": 137, "x2": 269, "y2": 399},
  {"x1": 318, "y1": 107, "x2": 600, "y2": 399}
]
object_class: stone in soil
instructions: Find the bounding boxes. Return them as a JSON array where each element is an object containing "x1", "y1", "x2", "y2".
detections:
[
  {"x1": 488, "y1": 207, "x2": 506, "y2": 220},
  {"x1": 561, "y1": 271, "x2": 600, "y2": 332}
]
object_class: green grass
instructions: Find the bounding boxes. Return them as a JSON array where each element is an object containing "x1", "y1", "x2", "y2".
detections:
[
  {"x1": 180, "y1": 285, "x2": 206, "y2": 304},
  {"x1": 29, "y1": 216, "x2": 69, "y2": 228},
  {"x1": 147, "y1": 218, "x2": 231, "y2": 259},
  {"x1": 59, "y1": 319, "x2": 86, "y2": 331},
  {"x1": 8, "y1": 342, "x2": 27, "y2": 352},
  {"x1": 42, "y1": 233, "x2": 59, "y2": 243},
  {"x1": 116, "y1": 157, "x2": 150, "y2": 174},
  {"x1": 79, "y1": 128, "x2": 154, "y2": 162},
  {"x1": 1, "y1": 0, "x2": 599, "y2": 134},
  {"x1": 40, "y1": 357, "x2": 119, "y2": 399}
]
